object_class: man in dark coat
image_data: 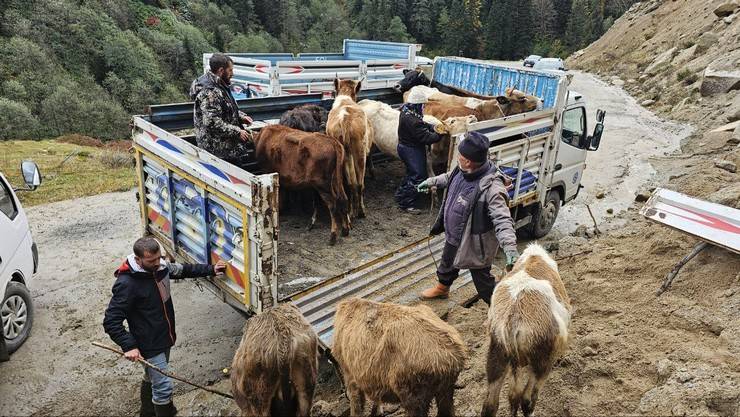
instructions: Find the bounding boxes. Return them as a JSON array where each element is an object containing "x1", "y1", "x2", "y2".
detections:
[
  {"x1": 395, "y1": 89, "x2": 450, "y2": 214},
  {"x1": 417, "y1": 131, "x2": 520, "y2": 304},
  {"x1": 189, "y1": 53, "x2": 253, "y2": 166},
  {"x1": 103, "y1": 237, "x2": 226, "y2": 417}
]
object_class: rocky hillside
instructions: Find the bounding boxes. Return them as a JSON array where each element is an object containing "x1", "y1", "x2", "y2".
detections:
[{"x1": 568, "y1": 0, "x2": 740, "y2": 133}]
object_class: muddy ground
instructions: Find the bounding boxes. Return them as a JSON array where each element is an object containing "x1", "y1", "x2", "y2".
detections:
[{"x1": 1, "y1": 70, "x2": 738, "y2": 416}]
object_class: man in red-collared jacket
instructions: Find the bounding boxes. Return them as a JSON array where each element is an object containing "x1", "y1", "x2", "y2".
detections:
[{"x1": 103, "y1": 237, "x2": 226, "y2": 417}]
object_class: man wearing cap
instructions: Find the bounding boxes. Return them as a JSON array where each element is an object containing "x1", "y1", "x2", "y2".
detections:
[
  {"x1": 416, "y1": 131, "x2": 519, "y2": 304},
  {"x1": 395, "y1": 89, "x2": 450, "y2": 214}
]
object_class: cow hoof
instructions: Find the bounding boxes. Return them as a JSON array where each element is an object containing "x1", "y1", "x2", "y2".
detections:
[
  {"x1": 341, "y1": 228, "x2": 350, "y2": 237},
  {"x1": 329, "y1": 234, "x2": 337, "y2": 245}
]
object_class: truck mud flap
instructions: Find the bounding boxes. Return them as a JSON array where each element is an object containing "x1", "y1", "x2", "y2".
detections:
[{"x1": 286, "y1": 235, "x2": 474, "y2": 348}]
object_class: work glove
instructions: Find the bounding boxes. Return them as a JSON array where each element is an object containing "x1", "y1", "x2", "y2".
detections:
[
  {"x1": 416, "y1": 178, "x2": 434, "y2": 193},
  {"x1": 434, "y1": 121, "x2": 450, "y2": 135},
  {"x1": 505, "y1": 250, "x2": 520, "y2": 271}
]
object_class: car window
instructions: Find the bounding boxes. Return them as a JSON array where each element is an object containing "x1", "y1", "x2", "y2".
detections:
[
  {"x1": 561, "y1": 107, "x2": 587, "y2": 148},
  {"x1": 0, "y1": 178, "x2": 19, "y2": 220}
]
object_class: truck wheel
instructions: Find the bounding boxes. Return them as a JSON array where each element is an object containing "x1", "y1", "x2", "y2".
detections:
[
  {"x1": 2, "y1": 282, "x2": 34, "y2": 354},
  {"x1": 530, "y1": 190, "x2": 561, "y2": 238}
]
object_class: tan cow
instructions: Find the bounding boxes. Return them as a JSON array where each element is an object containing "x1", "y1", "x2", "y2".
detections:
[
  {"x1": 422, "y1": 87, "x2": 542, "y2": 122},
  {"x1": 231, "y1": 303, "x2": 319, "y2": 417},
  {"x1": 326, "y1": 79, "x2": 374, "y2": 219},
  {"x1": 332, "y1": 298, "x2": 468, "y2": 417},
  {"x1": 481, "y1": 243, "x2": 571, "y2": 417}
]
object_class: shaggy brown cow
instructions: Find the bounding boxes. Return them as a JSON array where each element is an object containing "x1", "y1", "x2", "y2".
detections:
[
  {"x1": 326, "y1": 78, "x2": 374, "y2": 219},
  {"x1": 332, "y1": 298, "x2": 469, "y2": 417},
  {"x1": 481, "y1": 243, "x2": 571, "y2": 417},
  {"x1": 231, "y1": 303, "x2": 319, "y2": 417},
  {"x1": 253, "y1": 125, "x2": 349, "y2": 244}
]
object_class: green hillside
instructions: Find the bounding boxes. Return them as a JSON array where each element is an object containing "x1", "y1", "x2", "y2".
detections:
[{"x1": 0, "y1": 0, "x2": 634, "y2": 140}]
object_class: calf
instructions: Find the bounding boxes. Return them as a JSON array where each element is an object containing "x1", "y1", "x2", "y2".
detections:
[
  {"x1": 231, "y1": 303, "x2": 319, "y2": 417},
  {"x1": 424, "y1": 88, "x2": 542, "y2": 123},
  {"x1": 332, "y1": 298, "x2": 468, "y2": 417},
  {"x1": 481, "y1": 243, "x2": 571, "y2": 417},
  {"x1": 394, "y1": 68, "x2": 496, "y2": 100},
  {"x1": 279, "y1": 104, "x2": 329, "y2": 133},
  {"x1": 253, "y1": 125, "x2": 349, "y2": 244},
  {"x1": 326, "y1": 78, "x2": 373, "y2": 219}
]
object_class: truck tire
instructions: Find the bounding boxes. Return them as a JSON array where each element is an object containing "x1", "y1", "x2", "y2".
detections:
[
  {"x1": 530, "y1": 190, "x2": 561, "y2": 238},
  {"x1": 2, "y1": 282, "x2": 34, "y2": 354}
]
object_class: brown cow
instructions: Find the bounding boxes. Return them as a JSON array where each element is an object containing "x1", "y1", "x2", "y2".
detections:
[
  {"x1": 481, "y1": 243, "x2": 571, "y2": 417},
  {"x1": 332, "y1": 298, "x2": 469, "y2": 417},
  {"x1": 423, "y1": 87, "x2": 542, "y2": 122},
  {"x1": 253, "y1": 125, "x2": 349, "y2": 244},
  {"x1": 231, "y1": 303, "x2": 319, "y2": 417},
  {"x1": 326, "y1": 78, "x2": 374, "y2": 219}
]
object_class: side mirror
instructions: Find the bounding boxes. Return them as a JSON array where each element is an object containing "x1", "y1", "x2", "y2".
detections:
[
  {"x1": 21, "y1": 160, "x2": 41, "y2": 190},
  {"x1": 587, "y1": 109, "x2": 606, "y2": 151}
]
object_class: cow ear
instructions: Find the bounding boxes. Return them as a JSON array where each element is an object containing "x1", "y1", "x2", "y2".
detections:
[
  {"x1": 355, "y1": 80, "x2": 362, "y2": 93},
  {"x1": 334, "y1": 78, "x2": 339, "y2": 92},
  {"x1": 402, "y1": 69, "x2": 410, "y2": 75},
  {"x1": 505, "y1": 87, "x2": 514, "y2": 96},
  {"x1": 496, "y1": 96, "x2": 510, "y2": 105}
]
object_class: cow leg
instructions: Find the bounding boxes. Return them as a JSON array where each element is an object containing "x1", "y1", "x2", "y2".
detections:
[
  {"x1": 291, "y1": 361, "x2": 315, "y2": 417},
  {"x1": 317, "y1": 189, "x2": 338, "y2": 245},
  {"x1": 481, "y1": 338, "x2": 508, "y2": 417},
  {"x1": 355, "y1": 150, "x2": 367, "y2": 219},
  {"x1": 343, "y1": 154, "x2": 358, "y2": 219},
  {"x1": 309, "y1": 190, "x2": 319, "y2": 231},
  {"x1": 435, "y1": 384, "x2": 455, "y2": 417},
  {"x1": 521, "y1": 361, "x2": 553, "y2": 417},
  {"x1": 366, "y1": 153, "x2": 376, "y2": 179},
  {"x1": 347, "y1": 382, "x2": 365, "y2": 417},
  {"x1": 508, "y1": 366, "x2": 528, "y2": 417},
  {"x1": 402, "y1": 395, "x2": 432, "y2": 417}
]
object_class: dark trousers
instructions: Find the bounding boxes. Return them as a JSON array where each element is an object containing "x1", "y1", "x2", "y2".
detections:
[
  {"x1": 395, "y1": 143, "x2": 428, "y2": 209},
  {"x1": 436, "y1": 241, "x2": 496, "y2": 305}
]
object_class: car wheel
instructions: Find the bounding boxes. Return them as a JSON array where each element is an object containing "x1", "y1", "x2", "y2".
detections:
[
  {"x1": 2, "y1": 282, "x2": 34, "y2": 354},
  {"x1": 530, "y1": 190, "x2": 561, "y2": 238}
]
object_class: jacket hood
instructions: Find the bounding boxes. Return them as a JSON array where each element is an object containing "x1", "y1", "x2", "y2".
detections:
[
  {"x1": 474, "y1": 162, "x2": 506, "y2": 192},
  {"x1": 189, "y1": 71, "x2": 222, "y2": 100},
  {"x1": 114, "y1": 254, "x2": 166, "y2": 278}
]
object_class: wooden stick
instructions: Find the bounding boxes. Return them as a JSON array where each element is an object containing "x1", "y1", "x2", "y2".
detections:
[
  {"x1": 655, "y1": 241, "x2": 709, "y2": 296},
  {"x1": 585, "y1": 204, "x2": 601, "y2": 235},
  {"x1": 92, "y1": 342, "x2": 234, "y2": 399}
]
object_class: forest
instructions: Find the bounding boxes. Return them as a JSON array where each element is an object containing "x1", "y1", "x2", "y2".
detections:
[{"x1": 0, "y1": 0, "x2": 636, "y2": 140}]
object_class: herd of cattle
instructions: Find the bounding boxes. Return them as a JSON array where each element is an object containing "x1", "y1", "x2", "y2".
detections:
[
  {"x1": 229, "y1": 243, "x2": 571, "y2": 417},
  {"x1": 249, "y1": 68, "x2": 543, "y2": 244}
]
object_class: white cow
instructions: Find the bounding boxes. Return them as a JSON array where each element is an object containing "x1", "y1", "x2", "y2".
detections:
[{"x1": 358, "y1": 99, "x2": 476, "y2": 176}]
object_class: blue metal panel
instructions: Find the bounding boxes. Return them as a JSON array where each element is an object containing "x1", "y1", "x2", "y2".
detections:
[
  {"x1": 344, "y1": 39, "x2": 412, "y2": 61},
  {"x1": 433, "y1": 58, "x2": 561, "y2": 109},
  {"x1": 295, "y1": 53, "x2": 345, "y2": 61}
]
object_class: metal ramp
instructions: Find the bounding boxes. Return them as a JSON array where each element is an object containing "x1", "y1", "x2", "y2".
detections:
[{"x1": 286, "y1": 235, "x2": 473, "y2": 348}]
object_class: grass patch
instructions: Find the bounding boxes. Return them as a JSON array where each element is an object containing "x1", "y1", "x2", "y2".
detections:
[
  {"x1": 676, "y1": 69, "x2": 698, "y2": 85},
  {"x1": 0, "y1": 139, "x2": 136, "y2": 206}
]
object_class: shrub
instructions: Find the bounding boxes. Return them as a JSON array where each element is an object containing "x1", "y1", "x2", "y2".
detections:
[
  {"x1": 676, "y1": 69, "x2": 698, "y2": 85},
  {"x1": 0, "y1": 98, "x2": 41, "y2": 140},
  {"x1": 99, "y1": 150, "x2": 135, "y2": 169}
]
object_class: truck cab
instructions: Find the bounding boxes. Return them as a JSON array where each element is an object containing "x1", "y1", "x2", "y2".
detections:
[{"x1": 1, "y1": 161, "x2": 41, "y2": 359}]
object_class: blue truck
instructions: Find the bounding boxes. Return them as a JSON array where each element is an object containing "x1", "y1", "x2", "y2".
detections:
[{"x1": 132, "y1": 55, "x2": 605, "y2": 348}]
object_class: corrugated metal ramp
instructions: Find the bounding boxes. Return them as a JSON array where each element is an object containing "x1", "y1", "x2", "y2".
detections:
[{"x1": 286, "y1": 235, "x2": 473, "y2": 348}]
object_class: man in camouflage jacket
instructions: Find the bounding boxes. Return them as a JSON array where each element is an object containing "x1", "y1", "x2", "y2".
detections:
[{"x1": 189, "y1": 53, "x2": 253, "y2": 165}]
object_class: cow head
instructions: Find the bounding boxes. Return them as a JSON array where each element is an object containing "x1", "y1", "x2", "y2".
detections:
[
  {"x1": 497, "y1": 88, "x2": 543, "y2": 115},
  {"x1": 394, "y1": 68, "x2": 431, "y2": 93},
  {"x1": 334, "y1": 78, "x2": 362, "y2": 102},
  {"x1": 443, "y1": 115, "x2": 478, "y2": 135}
]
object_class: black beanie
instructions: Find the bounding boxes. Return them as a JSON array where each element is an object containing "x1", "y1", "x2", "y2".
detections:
[{"x1": 458, "y1": 131, "x2": 489, "y2": 163}]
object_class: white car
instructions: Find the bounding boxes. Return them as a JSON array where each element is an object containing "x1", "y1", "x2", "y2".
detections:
[
  {"x1": 533, "y1": 57, "x2": 567, "y2": 72},
  {"x1": 1, "y1": 161, "x2": 41, "y2": 359}
]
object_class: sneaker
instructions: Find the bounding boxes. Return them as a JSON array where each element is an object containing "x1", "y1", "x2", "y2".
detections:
[{"x1": 400, "y1": 207, "x2": 422, "y2": 215}]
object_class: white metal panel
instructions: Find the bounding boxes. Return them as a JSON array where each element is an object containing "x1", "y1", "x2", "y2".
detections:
[{"x1": 640, "y1": 188, "x2": 740, "y2": 254}]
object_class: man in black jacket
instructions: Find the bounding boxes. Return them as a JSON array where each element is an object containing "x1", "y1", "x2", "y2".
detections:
[
  {"x1": 103, "y1": 237, "x2": 226, "y2": 417},
  {"x1": 395, "y1": 89, "x2": 450, "y2": 214}
]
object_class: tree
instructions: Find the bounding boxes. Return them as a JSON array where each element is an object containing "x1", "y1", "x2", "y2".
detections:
[
  {"x1": 0, "y1": 98, "x2": 40, "y2": 140},
  {"x1": 409, "y1": 0, "x2": 435, "y2": 43},
  {"x1": 385, "y1": 16, "x2": 414, "y2": 43},
  {"x1": 564, "y1": 0, "x2": 592, "y2": 50}
]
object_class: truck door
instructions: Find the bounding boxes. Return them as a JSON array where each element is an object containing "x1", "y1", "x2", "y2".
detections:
[
  {"x1": 0, "y1": 175, "x2": 26, "y2": 281},
  {"x1": 551, "y1": 105, "x2": 589, "y2": 202}
]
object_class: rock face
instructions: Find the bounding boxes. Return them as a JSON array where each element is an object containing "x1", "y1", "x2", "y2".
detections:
[
  {"x1": 700, "y1": 52, "x2": 740, "y2": 96},
  {"x1": 695, "y1": 32, "x2": 719, "y2": 55},
  {"x1": 714, "y1": 159, "x2": 738, "y2": 173},
  {"x1": 713, "y1": 1, "x2": 739, "y2": 17},
  {"x1": 645, "y1": 47, "x2": 677, "y2": 74}
]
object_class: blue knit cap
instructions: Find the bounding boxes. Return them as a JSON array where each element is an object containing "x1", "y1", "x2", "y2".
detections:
[{"x1": 458, "y1": 131, "x2": 489, "y2": 163}]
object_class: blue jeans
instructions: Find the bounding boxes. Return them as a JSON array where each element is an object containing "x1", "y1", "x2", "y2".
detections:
[
  {"x1": 395, "y1": 143, "x2": 428, "y2": 209},
  {"x1": 141, "y1": 349, "x2": 174, "y2": 405}
]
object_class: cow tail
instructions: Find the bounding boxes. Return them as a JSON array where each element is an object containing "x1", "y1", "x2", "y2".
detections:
[{"x1": 333, "y1": 141, "x2": 349, "y2": 215}]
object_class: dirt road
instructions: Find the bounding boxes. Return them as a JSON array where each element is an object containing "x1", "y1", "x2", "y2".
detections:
[{"x1": 0, "y1": 71, "x2": 715, "y2": 416}]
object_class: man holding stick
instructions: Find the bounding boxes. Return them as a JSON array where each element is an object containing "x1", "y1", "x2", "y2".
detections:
[{"x1": 103, "y1": 237, "x2": 226, "y2": 417}]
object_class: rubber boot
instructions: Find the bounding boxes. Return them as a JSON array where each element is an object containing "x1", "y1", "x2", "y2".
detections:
[
  {"x1": 420, "y1": 283, "x2": 450, "y2": 300},
  {"x1": 139, "y1": 381, "x2": 155, "y2": 417},
  {"x1": 153, "y1": 401, "x2": 177, "y2": 417}
]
